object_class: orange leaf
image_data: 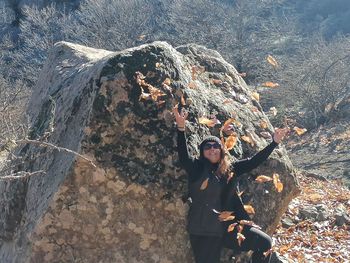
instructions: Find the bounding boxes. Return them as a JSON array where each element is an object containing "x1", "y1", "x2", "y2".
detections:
[
  {"x1": 267, "y1": 55, "x2": 278, "y2": 67},
  {"x1": 255, "y1": 175, "x2": 273, "y2": 183},
  {"x1": 241, "y1": 135, "x2": 255, "y2": 146},
  {"x1": 262, "y1": 81, "x2": 279, "y2": 88},
  {"x1": 198, "y1": 117, "x2": 218, "y2": 127},
  {"x1": 260, "y1": 120, "x2": 268, "y2": 129},
  {"x1": 293, "y1": 126, "x2": 307, "y2": 136},
  {"x1": 252, "y1": 92, "x2": 260, "y2": 102},
  {"x1": 225, "y1": 134, "x2": 238, "y2": 150},
  {"x1": 237, "y1": 233, "x2": 246, "y2": 246},
  {"x1": 218, "y1": 211, "x2": 235, "y2": 222},
  {"x1": 273, "y1": 173, "x2": 283, "y2": 193},
  {"x1": 200, "y1": 178, "x2": 209, "y2": 190},
  {"x1": 244, "y1": 205, "x2": 255, "y2": 214},
  {"x1": 227, "y1": 223, "x2": 238, "y2": 232}
]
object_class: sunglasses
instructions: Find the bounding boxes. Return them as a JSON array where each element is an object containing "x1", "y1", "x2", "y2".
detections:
[{"x1": 203, "y1": 142, "x2": 221, "y2": 150}]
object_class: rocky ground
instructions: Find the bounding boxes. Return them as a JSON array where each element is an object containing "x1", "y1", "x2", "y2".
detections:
[{"x1": 270, "y1": 120, "x2": 350, "y2": 262}]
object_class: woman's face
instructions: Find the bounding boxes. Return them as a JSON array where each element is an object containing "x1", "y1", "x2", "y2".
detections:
[{"x1": 203, "y1": 142, "x2": 221, "y2": 164}]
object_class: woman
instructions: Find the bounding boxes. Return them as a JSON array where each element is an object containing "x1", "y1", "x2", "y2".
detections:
[{"x1": 173, "y1": 105, "x2": 288, "y2": 263}]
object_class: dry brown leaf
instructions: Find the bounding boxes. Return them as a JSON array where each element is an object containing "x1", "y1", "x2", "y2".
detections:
[
  {"x1": 218, "y1": 211, "x2": 235, "y2": 222},
  {"x1": 198, "y1": 117, "x2": 217, "y2": 127},
  {"x1": 267, "y1": 55, "x2": 278, "y2": 67},
  {"x1": 252, "y1": 92, "x2": 260, "y2": 102},
  {"x1": 239, "y1": 220, "x2": 261, "y2": 229},
  {"x1": 244, "y1": 205, "x2": 255, "y2": 214},
  {"x1": 237, "y1": 233, "x2": 246, "y2": 246},
  {"x1": 200, "y1": 178, "x2": 209, "y2": 190},
  {"x1": 155, "y1": 62, "x2": 161, "y2": 68},
  {"x1": 273, "y1": 173, "x2": 283, "y2": 193},
  {"x1": 241, "y1": 135, "x2": 255, "y2": 146},
  {"x1": 262, "y1": 81, "x2": 279, "y2": 88},
  {"x1": 227, "y1": 223, "x2": 238, "y2": 232},
  {"x1": 293, "y1": 126, "x2": 307, "y2": 136},
  {"x1": 225, "y1": 134, "x2": 237, "y2": 150},
  {"x1": 255, "y1": 175, "x2": 273, "y2": 183}
]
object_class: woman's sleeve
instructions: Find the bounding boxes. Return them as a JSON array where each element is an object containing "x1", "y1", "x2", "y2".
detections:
[
  {"x1": 177, "y1": 130, "x2": 198, "y2": 177},
  {"x1": 232, "y1": 140, "x2": 279, "y2": 178}
]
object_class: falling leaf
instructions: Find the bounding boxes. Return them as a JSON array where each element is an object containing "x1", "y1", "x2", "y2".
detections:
[
  {"x1": 293, "y1": 126, "x2": 307, "y2": 136},
  {"x1": 273, "y1": 173, "x2": 284, "y2": 193},
  {"x1": 241, "y1": 135, "x2": 254, "y2": 146},
  {"x1": 200, "y1": 178, "x2": 209, "y2": 190},
  {"x1": 244, "y1": 205, "x2": 255, "y2": 214},
  {"x1": 163, "y1": 78, "x2": 171, "y2": 86},
  {"x1": 252, "y1": 92, "x2": 260, "y2": 102},
  {"x1": 218, "y1": 211, "x2": 236, "y2": 222},
  {"x1": 262, "y1": 82, "x2": 279, "y2": 88},
  {"x1": 227, "y1": 223, "x2": 238, "y2": 232},
  {"x1": 260, "y1": 120, "x2": 268, "y2": 129},
  {"x1": 198, "y1": 117, "x2": 218, "y2": 127},
  {"x1": 225, "y1": 134, "x2": 238, "y2": 150},
  {"x1": 221, "y1": 118, "x2": 236, "y2": 131},
  {"x1": 267, "y1": 55, "x2": 278, "y2": 67},
  {"x1": 155, "y1": 62, "x2": 161, "y2": 68},
  {"x1": 237, "y1": 233, "x2": 246, "y2": 246},
  {"x1": 269, "y1": 107, "x2": 278, "y2": 116},
  {"x1": 188, "y1": 82, "x2": 197, "y2": 89},
  {"x1": 255, "y1": 175, "x2": 273, "y2": 183},
  {"x1": 260, "y1": 131, "x2": 272, "y2": 139},
  {"x1": 140, "y1": 92, "x2": 152, "y2": 101}
]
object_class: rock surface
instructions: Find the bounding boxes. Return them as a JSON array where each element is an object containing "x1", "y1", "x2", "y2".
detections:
[{"x1": 0, "y1": 41, "x2": 300, "y2": 262}]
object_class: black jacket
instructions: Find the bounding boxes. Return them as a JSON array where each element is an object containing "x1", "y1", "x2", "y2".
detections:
[{"x1": 177, "y1": 130, "x2": 278, "y2": 237}]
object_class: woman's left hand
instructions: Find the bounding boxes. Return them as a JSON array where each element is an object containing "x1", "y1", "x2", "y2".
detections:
[{"x1": 273, "y1": 127, "x2": 289, "y2": 143}]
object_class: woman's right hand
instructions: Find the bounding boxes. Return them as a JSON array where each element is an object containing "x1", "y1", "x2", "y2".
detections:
[{"x1": 172, "y1": 104, "x2": 188, "y2": 129}]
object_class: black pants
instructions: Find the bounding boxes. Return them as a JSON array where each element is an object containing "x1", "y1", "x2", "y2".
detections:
[
  {"x1": 189, "y1": 234, "x2": 222, "y2": 263},
  {"x1": 190, "y1": 227, "x2": 272, "y2": 263}
]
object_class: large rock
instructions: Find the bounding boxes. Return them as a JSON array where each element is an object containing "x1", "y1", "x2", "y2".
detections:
[{"x1": 0, "y1": 41, "x2": 300, "y2": 262}]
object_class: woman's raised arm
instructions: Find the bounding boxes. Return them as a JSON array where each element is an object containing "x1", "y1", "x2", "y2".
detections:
[{"x1": 232, "y1": 128, "x2": 289, "y2": 178}]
